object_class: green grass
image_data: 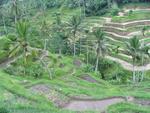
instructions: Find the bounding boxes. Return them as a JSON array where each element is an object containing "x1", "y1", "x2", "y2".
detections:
[
  {"x1": 0, "y1": 50, "x2": 150, "y2": 113},
  {"x1": 0, "y1": 61, "x2": 150, "y2": 113},
  {"x1": 112, "y1": 11, "x2": 150, "y2": 22},
  {"x1": 0, "y1": 4, "x2": 150, "y2": 113},
  {"x1": 108, "y1": 102, "x2": 150, "y2": 113},
  {"x1": 121, "y1": 2, "x2": 150, "y2": 9}
]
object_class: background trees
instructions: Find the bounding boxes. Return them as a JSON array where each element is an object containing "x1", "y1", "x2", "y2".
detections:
[
  {"x1": 67, "y1": 15, "x2": 82, "y2": 57},
  {"x1": 126, "y1": 36, "x2": 149, "y2": 82}
]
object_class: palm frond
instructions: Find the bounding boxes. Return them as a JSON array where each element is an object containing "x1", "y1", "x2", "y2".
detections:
[{"x1": 16, "y1": 20, "x2": 29, "y2": 40}]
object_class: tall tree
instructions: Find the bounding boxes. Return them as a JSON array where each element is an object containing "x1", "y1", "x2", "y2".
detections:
[
  {"x1": 9, "y1": 20, "x2": 29, "y2": 66},
  {"x1": 139, "y1": 41, "x2": 150, "y2": 81},
  {"x1": 68, "y1": 15, "x2": 82, "y2": 57},
  {"x1": 51, "y1": 12, "x2": 68, "y2": 55},
  {"x1": 93, "y1": 28, "x2": 108, "y2": 73},
  {"x1": 126, "y1": 36, "x2": 141, "y2": 83}
]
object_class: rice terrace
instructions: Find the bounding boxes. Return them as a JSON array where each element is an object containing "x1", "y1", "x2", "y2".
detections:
[{"x1": 0, "y1": 0, "x2": 150, "y2": 113}]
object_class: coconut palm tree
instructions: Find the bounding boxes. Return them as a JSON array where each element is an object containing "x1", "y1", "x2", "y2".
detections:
[
  {"x1": 139, "y1": 42, "x2": 150, "y2": 81},
  {"x1": 9, "y1": 20, "x2": 29, "y2": 65},
  {"x1": 67, "y1": 15, "x2": 82, "y2": 57},
  {"x1": 93, "y1": 28, "x2": 108, "y2": 72},
  {"x1": 52, "y1": 12, "x2": 68, "y2": 56},
  {"x1": 126, "y1": 36, "x2": 141, "y2": 82},
  {"x1": 126, "y1": 36, "x2": 150, "y2": 82}
]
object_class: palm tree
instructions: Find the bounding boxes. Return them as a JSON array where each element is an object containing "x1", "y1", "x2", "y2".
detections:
[
  {"x1": 9, "y1": 20, "x2": 29, "y2": 66},
  {"x1": 126, "y1": 36, "x2": 141, "y2": 82},
  {"x1": 40, "y1": 20, "x2": 51, "y2": 50},
  {"x1": 139, "y1": 42, "x2": 150, "y2": 81},
  {"x1": 52, "y1": 12, "x2": 68, "y2": 56},
  {"x1": 68, "y1": 15, "x2": 82, "y2": 57},
  {"x1": 83, "y1": 0, "x2": 86, "y2": 17},
  {"x1": 93, "y1": 28, "x2": 108, "y2": 73}
]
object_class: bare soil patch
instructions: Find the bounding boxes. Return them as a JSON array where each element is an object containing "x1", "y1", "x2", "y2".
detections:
[
  {"x1": 134, "y1": 99, "x2": 150, "y2": 106},
  {"x1": 64, "y1": 97, "x2": 124, "y2": 111},
  {"x1": 73, "y1": 59, "x2": 82, "y2": 67},
  {"x1": 29, "y1": 84, "x2": 69, "y2": 107},
  {"x1": 126, "y1": 96, "x2": 150, "y2": 106},
  {"x1": 80, "y1": 74, "x2": 98, "y2": 83}
]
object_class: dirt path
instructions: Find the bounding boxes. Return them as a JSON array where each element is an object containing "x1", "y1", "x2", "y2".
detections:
[
  {"x1": 124, "y1": 8, "x2": 150, "y2": 13},
  {"x1": 29, "y1": 84, "x2": 69, "y2": 107},
  {"x1": 106, "y1": 56, "x2": 150, "y2": 71},
  {"x1": 80, "y1": 74, "x2": 98, "y2": 83},
  {"x1": 102, "y1": 17, "x2": 112, "y2": 23},
  {"x1": 64, "y1": 97, "x2": 124, "y2": 111},
  {"x1": 106, "y1": 31, "x2": 129, "y2": 39},
  {"x1": 127, "y1": 31, "x2": 141, "y2": 36},
  {"x1": 112, "y1": 19, "x2": 150, "y2": 25}
]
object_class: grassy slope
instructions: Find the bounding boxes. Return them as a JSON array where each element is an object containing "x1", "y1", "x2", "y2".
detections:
[
  {"x1": 112, "y1": 11, "x2": 150, "y2": 22},
  {"x1": 111, "y1": 2, "x2": 150, "y2": 22},
  {"x1": 120, "y1": 2, "x2": 150, "y2": 9},
  {"x1": 0, "y1": 53, "x2": 150, "y2": 113},
  {"x1": 0, "y1": 3, "x2": 150, "y2": 113}
]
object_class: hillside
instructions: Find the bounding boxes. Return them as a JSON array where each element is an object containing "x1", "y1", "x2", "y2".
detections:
[{"x1": 0, "y1": 1, "x2": 150, "y2": 113}]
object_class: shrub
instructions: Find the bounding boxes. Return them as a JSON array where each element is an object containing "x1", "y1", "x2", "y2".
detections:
[
  {"x1": 111, "y1": 8, "x2": 120, "y2": 16},
  {"x1": 0, "y1": 107, "x2": 9, "y2": 113},
  {"x1": 128, "y1": 10, "x2": 133, "y2": 16},
  {"x1": 0, "y1": 51, "x2": 7, "y2": 63},
  {"x1": 83, "y1": 64, "x2": 94, "y2": 73},
  {"x1": 5, "y1": 56, "x2": 44, "y2": 78},
  {"x1": 85, "y1": 0, "x2": 108, "y2": 16},
  {"x1": 25, "y1": 62, "x2": 44, "y2": 78},
  {"x1": 53, "y1": 68, "x2": 66, "y2": 78},
  {"x1": 114, "y1": 71, "x2": 128, "y2": 83}
]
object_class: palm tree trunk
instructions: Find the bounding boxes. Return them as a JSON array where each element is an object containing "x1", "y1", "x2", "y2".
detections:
[
  {"x1": 15, "y1": 13, "x2": 17, "y2": 24},
  {"x1": 44, "y1": 39, "x2": 47, "y2": 50},
  {"x1": 95, "y1": 46, "x2": 100, "y2": 72},
  {"x1": 141, "y1": 54, "x2": 144, "y2": 81},
  {"x1": 23, "y1": 48, "x2": 27, "y2": 76},
  {"x1": 14, "y1": 0, "x2": 18, "y2": 24},
  {"x1": 83, "y1": 0, "x2": 86, "y2": 17},
  {"x1": 86, "y1": 44, "x2": 89, "y2": 65},
  {"x1": 41, "y1": 60, "x2": 52, "y2": 79},
  {"x1": 133, "y1": 58, "x2": 136, "y2": 83},
  {"x1": 73, "y1": 43, "x2": 76, "y2": 57},
  {"x1": 95, "y1": 55, "x2": 99, "y2": 72},
  {"x1": 59, "y1": 48, "x2": 62, "y2": 56},
  {"x1": 79, "y1": 38, "x2": 82, "y2": 55},
  {"x1": 2, "y1": 17, "x2": 7, "y2": 34},
  {"x1": 73, "y1": 36, "x2": 76, "y2": 57}
]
